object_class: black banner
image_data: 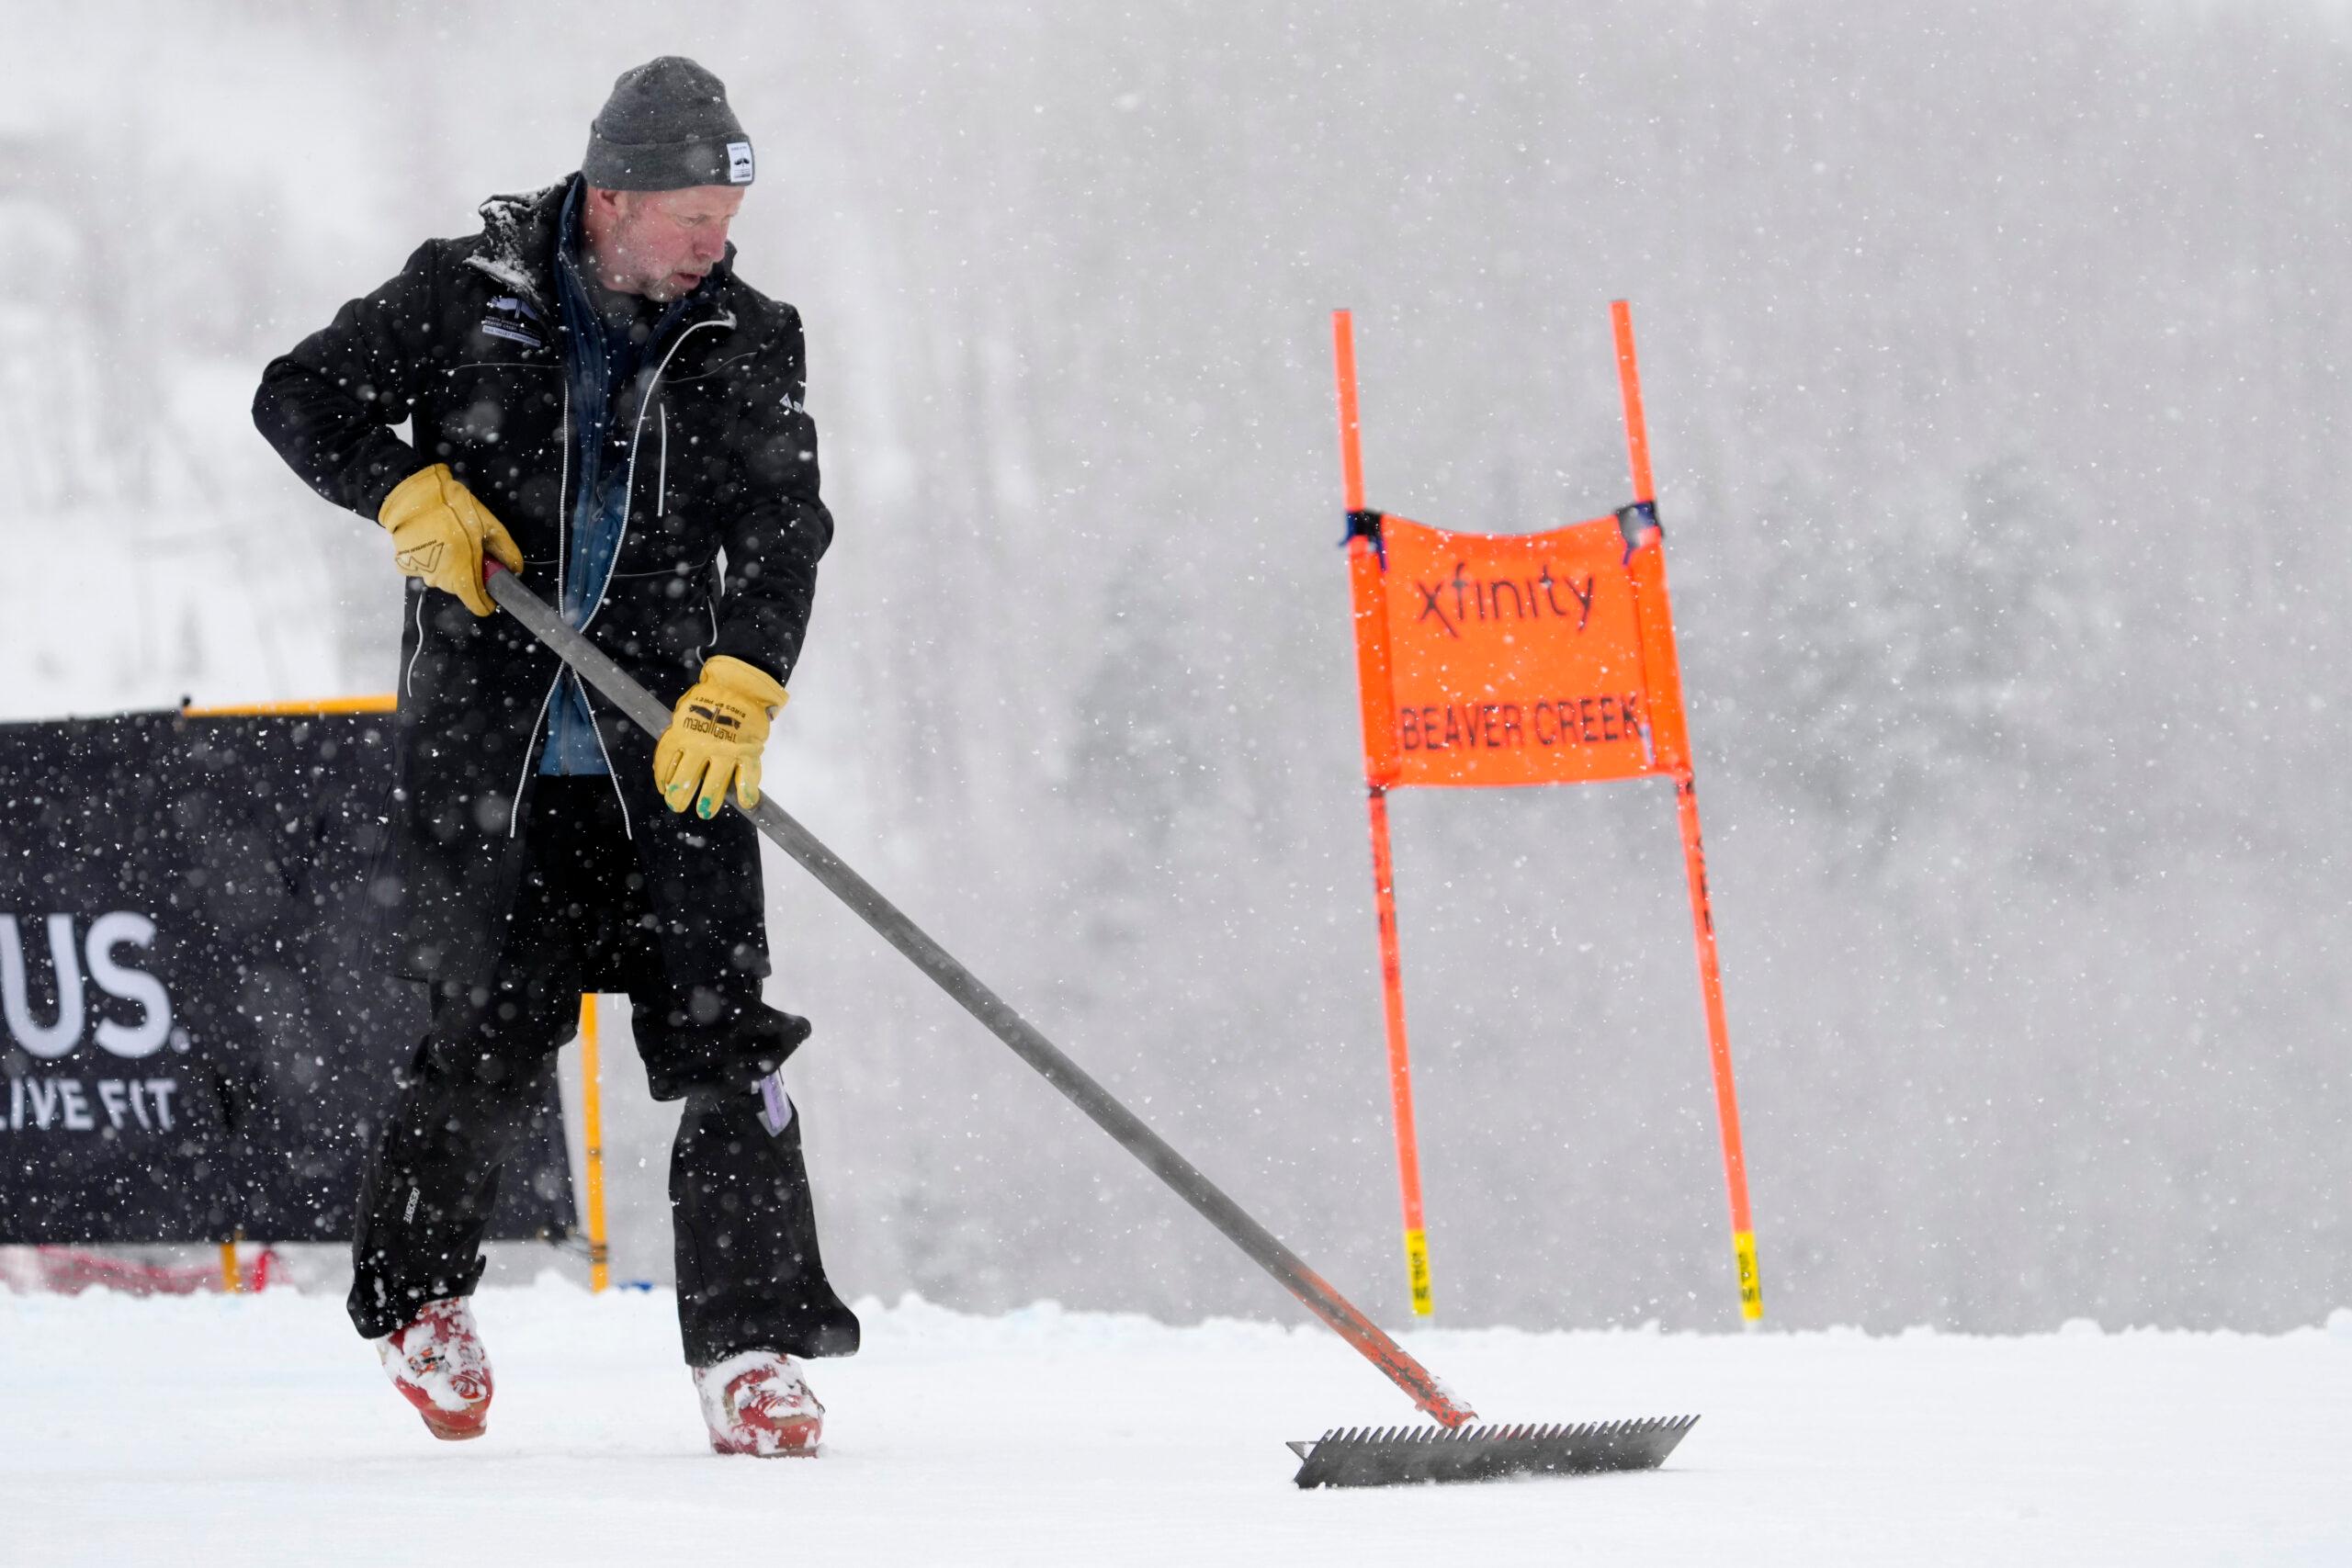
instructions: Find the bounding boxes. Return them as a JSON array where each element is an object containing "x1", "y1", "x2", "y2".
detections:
[{"x1": 0, "y1": 708, "x2": 575, "y2": 1245}]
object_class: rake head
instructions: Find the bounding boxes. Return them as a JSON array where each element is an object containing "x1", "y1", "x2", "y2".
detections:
[{"x1": 1286, "y1": 1414, "x2": 1699, "y2": 1488}]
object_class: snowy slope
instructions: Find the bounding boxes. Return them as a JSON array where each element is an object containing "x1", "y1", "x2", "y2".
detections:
[{"x1": 3, "y1": 1282, "x2": 2345, "y2": 1566}]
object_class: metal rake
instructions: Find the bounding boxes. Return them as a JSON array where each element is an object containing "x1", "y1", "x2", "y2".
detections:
[{"x1": 1288, "y1": 1415, "x2": 1700, "y2": 1488}]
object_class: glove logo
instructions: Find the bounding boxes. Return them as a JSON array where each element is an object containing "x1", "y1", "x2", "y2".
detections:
[
  {"x1": 395, "y1": 541, "x2": 447, "y2": 576},
  {"x1": 687, "y1": 703, "x2": 741, "y2": 732}
]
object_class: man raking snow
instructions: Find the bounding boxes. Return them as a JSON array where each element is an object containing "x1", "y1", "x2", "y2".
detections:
[
  {"x1": 254, "y1": 51, "x2": 1695, "y2": 1491},
  {"x1": 253, "y1": 56, "x2": 857, "y2": 1456}
]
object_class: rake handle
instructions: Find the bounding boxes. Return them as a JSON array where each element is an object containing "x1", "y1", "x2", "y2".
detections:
[{"x1": 482, "y1": 563, "x2": 1476, "y2": 1427}]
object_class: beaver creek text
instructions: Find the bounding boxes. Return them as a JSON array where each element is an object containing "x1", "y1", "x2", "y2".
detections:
[{"x1": 1397, "y1": 693, "x2": 1645, "y2": 752}]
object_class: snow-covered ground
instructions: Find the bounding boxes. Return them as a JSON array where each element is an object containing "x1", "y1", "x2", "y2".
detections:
[{"x1": 3, "y1": 1281, "x2": 2346, "y2": 1565}]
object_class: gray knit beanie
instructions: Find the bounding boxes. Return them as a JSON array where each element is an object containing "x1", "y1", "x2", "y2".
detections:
[{"x1": 582, "y1": 57, "x2": 754, "y2": 191}]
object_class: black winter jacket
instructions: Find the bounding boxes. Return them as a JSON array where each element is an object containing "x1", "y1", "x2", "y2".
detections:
[{"x1": 254, "y1": 177, "x2": 832, "y2": 994}]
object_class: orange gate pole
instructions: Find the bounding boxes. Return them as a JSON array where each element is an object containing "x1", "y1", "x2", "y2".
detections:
[
  {"x1": 579, "y1": 993, "x2": 610, "y2": 1293},
  {"x1": 1333, "y1": 310, "x2": 1434, "y2": 1318},
  {"x1": 1611, "y1": 300, "x2": 1764, "y2": 1323}
]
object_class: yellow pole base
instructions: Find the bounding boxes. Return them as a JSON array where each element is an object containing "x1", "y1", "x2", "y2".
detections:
[
  {"x1": 579, "y1": 994, "x2": 610, "y2": 1295},
  {"x1": 1403, "y1": 1228, "x2": 1434, "y2": 1318}
]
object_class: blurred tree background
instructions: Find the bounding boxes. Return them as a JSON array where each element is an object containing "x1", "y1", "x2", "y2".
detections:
[{"x1": 2, "y1": 0, "x2": 2344, "y2": 1332}]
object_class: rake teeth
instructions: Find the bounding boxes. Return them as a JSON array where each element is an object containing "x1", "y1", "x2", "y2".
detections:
[{"x1": 1288, "y1": 1414, "x2": 1699, "y2": 1489}]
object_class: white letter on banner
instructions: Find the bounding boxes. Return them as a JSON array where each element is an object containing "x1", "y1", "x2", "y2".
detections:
[
  {"x1": 1, "y1": 913, "x2": 85, "y2": 1059},
  {"x1": 87, "y1": 912, "x2": 171, "y2": 1058}
]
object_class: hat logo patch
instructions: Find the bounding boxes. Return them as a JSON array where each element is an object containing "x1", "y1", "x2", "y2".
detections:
[{"x1": 727, "y1": 141, "x2": 753, "y2": 183}]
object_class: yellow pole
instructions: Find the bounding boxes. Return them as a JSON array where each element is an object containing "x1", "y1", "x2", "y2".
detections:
[
  {"x1": 219, "y1": 1237, "x2": 240, "y2": 1293},
  {"x1": 1333, "y1": 310, "x2": 1437, "y2": 1321},
  {"x1": 180, "y1": 694, "x2": 398, "y2": 717},
  {"x1": 579, "y1": 993, "x2": 610, "y2": 1293}
]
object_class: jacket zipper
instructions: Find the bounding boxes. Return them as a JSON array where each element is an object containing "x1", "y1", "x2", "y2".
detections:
[
  {"x1": 509, "y1": 674, "x2": 562, "y2": 840},
  {"x1": 582, "y1": 689, "x2": 634, "y2": 840},
  {"x1": 509, "y1": 374, "x2": 572, "y2": 808},
  {"x1": 556, "y1": 378, "x2": 571, "y2": 606},
  {"x1": 402, "y1": 590, "x2": 425, "y2": 697},
  {"x1": 580, "y1": 311, "x2": 734, "y2": 636},
  {"x1": 577, "y1": 310, "x2": 734, "y2": 825}
]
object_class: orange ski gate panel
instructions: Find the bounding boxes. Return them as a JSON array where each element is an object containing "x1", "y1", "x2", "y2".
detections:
[{"x1": 1362, "y1": 514, "x2": 1657, "y2": 791}]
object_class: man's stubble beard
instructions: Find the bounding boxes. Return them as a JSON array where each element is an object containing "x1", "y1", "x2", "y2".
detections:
[{"x1": 586, "y1": 236, "x2": 685, "y2": 304}]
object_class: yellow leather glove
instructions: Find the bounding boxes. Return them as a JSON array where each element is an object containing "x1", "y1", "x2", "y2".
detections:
[
  {"x1": 378, "y1": 464, "x2": 525, "y2": 616},
  {"x1": 654, "y1": 656, "x2": 789, "y2": 818}
]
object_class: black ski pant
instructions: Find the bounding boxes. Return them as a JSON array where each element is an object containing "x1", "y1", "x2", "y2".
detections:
[{"x1": 347, "y1": 779, "x2": 860, "y2": 1366}]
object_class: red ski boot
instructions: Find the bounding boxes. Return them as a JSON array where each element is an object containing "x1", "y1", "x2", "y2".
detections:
[
  {"x1": 378, "y1": 1297, "x2": 493, "y2": 1441},
  {"x1": 695, "y1": 1351, "x2": 824, "y2": 1457}
]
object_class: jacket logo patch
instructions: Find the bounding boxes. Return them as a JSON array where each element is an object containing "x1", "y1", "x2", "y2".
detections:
[
  {"x1": 479, "y1": 296, "x2": 546, "y2": 349},
  {"x1": 727, "y1": 141, "x2": 754, "y2": 184}
]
